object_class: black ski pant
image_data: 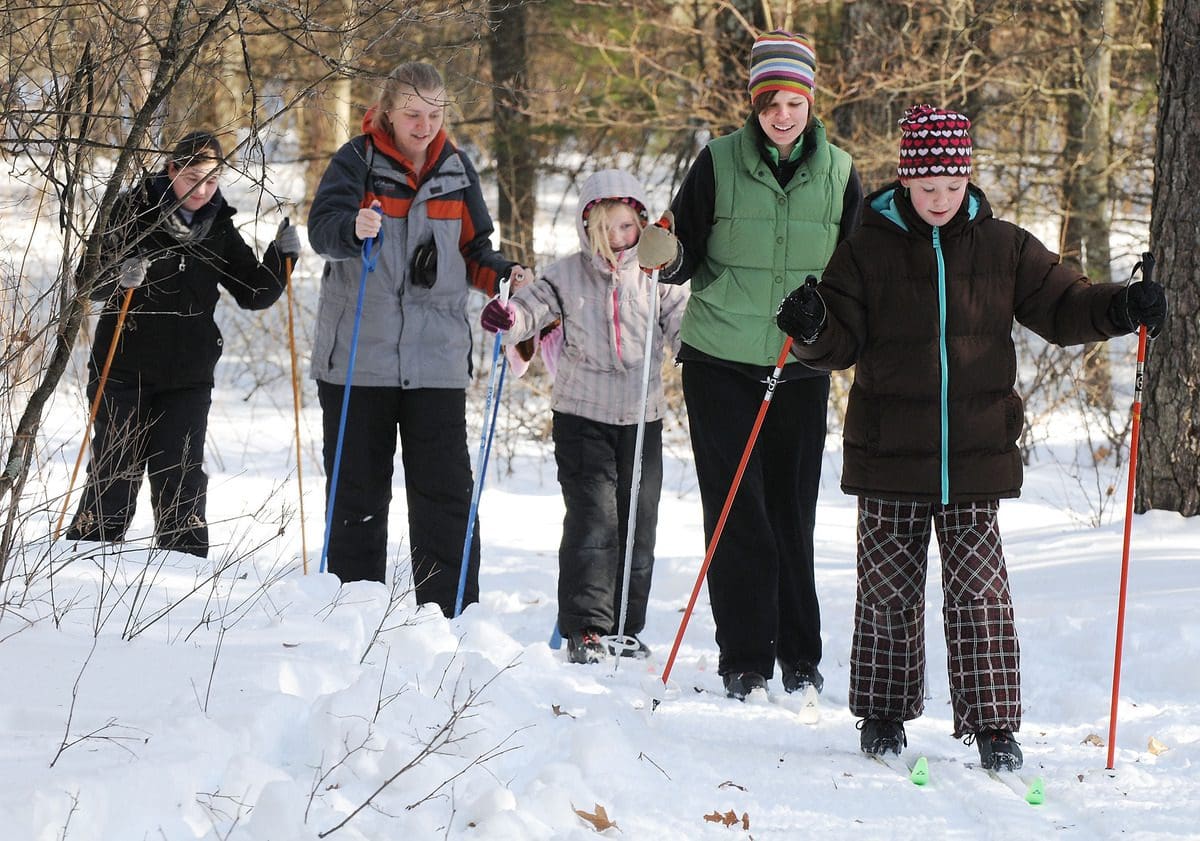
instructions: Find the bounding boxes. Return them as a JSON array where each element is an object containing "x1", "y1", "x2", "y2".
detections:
[
  {"x1": 65, "y1": 379, "x2": 211, "y2": 557},
  {"x1": 317, "y1": 381, "x2": 479, "y2": 616},
  {"x1": 552, "y1": 412, "x2": 663, "y2": 638},
  {"x1": 681, "y1": 361, "x2": 828, "y2": 679}
]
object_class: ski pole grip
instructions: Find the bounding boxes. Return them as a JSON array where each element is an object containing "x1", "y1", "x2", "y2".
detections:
[
  {"x1": 498, "y1": 273, "x2": 512, "y2": 307},
  {"x1": 1140, "y1": 251, "x2": 1154, "y2": 286}
]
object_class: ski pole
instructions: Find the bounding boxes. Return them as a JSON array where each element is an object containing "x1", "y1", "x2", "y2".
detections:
[
  {"x1": 282, "y1": 247, "x2": 309, "y2": 574},
  {"x1": 54, "y1": 285, "x2": 135, "y2": 540},
  {"x1": 657, "y1": 333, "x2": 795, "y2": 700},
  {"x1": 454, "y1": 274, "x2": 512, "y2": 617},
  {"x1": 1106, "y1": 250, "x2": 1155, "y2": 770},
  {"x1": 318, "y1": 208, "x2": 381, "y2": 575},
  {"x1": 607, "y1": 268, "x2": 661, "y2": 662}
]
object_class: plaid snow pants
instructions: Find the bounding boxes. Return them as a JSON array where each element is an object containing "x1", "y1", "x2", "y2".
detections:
[{"x1": 848, "y1": 497, "x2": 1021, "y2": 738}]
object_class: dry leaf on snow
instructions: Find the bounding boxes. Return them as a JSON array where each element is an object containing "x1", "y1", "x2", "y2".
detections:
[
  {"x1": 703, "y1": 809, "x2": 751, "y2": 829},
  {"x1": 552, "y1": 704, "x2": 576, "y2": 719},
  {"x1": 1082, "y1": 733, "x2": 1105, "y2": 747},
  {"x1": 1148, "y1": 736, "x2": 1170, "y2": 755},
  {"x1": 575, "y1": 803, "x2": 618, "y2": 832}
]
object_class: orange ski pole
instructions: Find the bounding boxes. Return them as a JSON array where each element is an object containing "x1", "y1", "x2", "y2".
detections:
[
  {"x1": 658, "y1": 334, "x2": 794, "y2": 698},
  {"x1": 55, "y1": 285, "x2": 135, "y2": 539},
  {"x1": 1106, "y1": 251, "x2": 1154, "y2": 770}
]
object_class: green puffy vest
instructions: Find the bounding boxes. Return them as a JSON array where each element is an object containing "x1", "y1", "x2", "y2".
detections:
[{"x1": 681, "y1": 118, "x2": 852, "y2": 365}]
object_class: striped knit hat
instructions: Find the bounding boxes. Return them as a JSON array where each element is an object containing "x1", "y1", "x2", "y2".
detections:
[
  {"x1": 897, "y1": 104, "x2": 972, "y2": 178},
  {"x1": 747, "y1": 30, "x2": 816, "y2": 103}
]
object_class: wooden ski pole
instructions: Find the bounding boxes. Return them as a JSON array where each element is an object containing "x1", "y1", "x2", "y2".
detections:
[
  {"x1": 54, "y1": 286, "x2": 135, "y2": 539},
  {"x1": 283, "y1": 253, "x2": 309, "y2": 573}
]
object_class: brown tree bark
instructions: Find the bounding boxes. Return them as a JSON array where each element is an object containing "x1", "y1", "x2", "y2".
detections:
[
  {"x1": 489, "y1": 2, "x2": 536, "y2": 266},
  {"x1": 1061, "y1": 0, "x2": 1116, "y2": 408},
  {"x1": 1138, "y1": 0, "x2": 1200, "y2": 515}
]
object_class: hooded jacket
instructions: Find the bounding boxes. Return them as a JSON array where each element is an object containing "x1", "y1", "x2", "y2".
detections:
[
  {"x1": 85, "y1": 173, "x2": 287, "y2": 388},
  {"x1": 502, "y1": 169, "x2": 689, "y2": 426},
  {"x1": 307, "y1": 112, "x2": 516, "y2": 388},
  {"x1": 793, "y1": 182, "x2": 1129, "y2": 503}
]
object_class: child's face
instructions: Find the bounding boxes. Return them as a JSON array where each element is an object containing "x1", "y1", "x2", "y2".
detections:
[
  {"x1": 607, "y1": 204, "x2": 642, "y2": 253},
  {"x1": 900, "y1": 176, "x2": 969, "y2": 227},
  {"x1": 756, "y1": 91, "x2": 810, "y2": 154},
  {"x1": 387, "y1": 87, "x2": 446, "y2": 163},
  {"x1": 168, "y1": 160, "x2": 221, "y2": 211}
]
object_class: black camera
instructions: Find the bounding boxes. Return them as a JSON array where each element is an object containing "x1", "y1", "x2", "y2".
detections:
[{"x1": 410, "y1": 240, "x2": 438, "y2": 289}]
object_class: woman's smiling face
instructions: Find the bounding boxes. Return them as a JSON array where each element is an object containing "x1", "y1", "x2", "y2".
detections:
[{"x1": 756, "y1": 91, "x2": 811, "y2": 157}]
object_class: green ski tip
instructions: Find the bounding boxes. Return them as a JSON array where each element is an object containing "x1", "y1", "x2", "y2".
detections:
[
  {"x1": 1024, "y1": 776, "x2": 1045, "y2": 805},
  {"x1": 909, "y1": 756, "x2": 929, "y2": 786}
]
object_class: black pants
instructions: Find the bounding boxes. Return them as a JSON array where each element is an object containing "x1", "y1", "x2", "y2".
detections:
[
  {"x1": 682, "y1": 361, "x2": 829, "y2": 678},
  {"x1": 65, "y1": 380, "x2": 211, "y2": 557},
  {"x1": 552, "y1": 412, "x2": 663, "y2": 637},
  {"x1": 317, "y1": 381, "x2": 479, "y2": 616}
]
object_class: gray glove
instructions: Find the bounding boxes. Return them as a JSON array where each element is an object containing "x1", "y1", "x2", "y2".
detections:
[
  {"x1": 274, "y1": 218, "x2": 301, "y2": 258},
  {"x1": 118, "y1": 257, "x2": 149, "y2": 289},
  {"x1": 638, "y1": 210, "x2": 680, "y2": 272}
]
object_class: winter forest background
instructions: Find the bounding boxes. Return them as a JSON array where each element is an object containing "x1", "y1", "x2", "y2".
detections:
[{"x1": 1, "y1": 1, "x2": 1198, "y2": 839}]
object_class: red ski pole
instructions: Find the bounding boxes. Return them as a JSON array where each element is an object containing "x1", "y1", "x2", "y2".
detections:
[
  {"x1": 658, "y1": 334, "x2": 794, "y2": 699},
  {"x1": 1106, "y1": 251, "x2": 1154, "y2": 770}
]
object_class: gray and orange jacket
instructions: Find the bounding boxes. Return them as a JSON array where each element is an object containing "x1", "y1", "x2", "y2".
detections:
[
  {"x1": 307, "y1": 112, "x2": 516, "y2": 388},
  {"x1": 793, "y1": 182, "x2": 1130, "y2": 503}
]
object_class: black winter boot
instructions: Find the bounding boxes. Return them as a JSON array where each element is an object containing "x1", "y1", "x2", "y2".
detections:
[
  {"x1": 723, "y1": 671, "x2": 768, "y2": 700},
  {"x1": 974, "y1": 729, "x2": 1023, "y2": 771},
  {"x1": 859, "y1": 718, "x2": 906, "y2": 756},
  {"x1": 779, "y1": 661, "x2": 824, "y2": 694},
  {"x1": 566, "y1": 629, "x2": 607, "y2": 664}
]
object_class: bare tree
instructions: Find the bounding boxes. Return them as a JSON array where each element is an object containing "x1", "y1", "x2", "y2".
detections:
[
  {"x1": 0, "y1": 0, "x2": 505, "y2": 576},
  {"x1": 489, "y1": 1, "x2": 537, "y2": 265},
  {"x1": 1139, "y1": 0, "x2": 1200, "y2": 516}
]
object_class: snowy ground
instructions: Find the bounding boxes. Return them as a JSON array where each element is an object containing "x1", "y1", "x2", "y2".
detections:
[
  {"x1": 3, "y1": 164, "x2": 1196, "y2": 839},
  {"x1": 2, "y1": 349, "x2": 1197, "y2": 840}
]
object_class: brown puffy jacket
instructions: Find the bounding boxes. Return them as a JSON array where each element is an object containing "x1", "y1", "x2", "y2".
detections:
[{"x1": 793, "y1": 182, "x2": 1129, "y2": 503}]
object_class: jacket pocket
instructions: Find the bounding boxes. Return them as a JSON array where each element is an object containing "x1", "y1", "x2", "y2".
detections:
[{"x1": 1003, "y1": 391, "x2": 1024, "y2": 451}]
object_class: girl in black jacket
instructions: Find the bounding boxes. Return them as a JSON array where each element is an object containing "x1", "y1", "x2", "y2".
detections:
[{"x1": 64, "y1": 131, "x2": 299, "y2": 557}]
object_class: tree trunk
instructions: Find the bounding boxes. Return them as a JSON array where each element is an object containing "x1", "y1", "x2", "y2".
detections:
[
  {"x1": 1061, "y1": 0, "x2": 1115, "y2": 408},
  {"x1": 831, "y1": 0, "x2": 912, "y2": 188},
  {"x1": 713, "y1": 0, "x2": 765, "y2": 136},
  {"x1": 1138, "y1": 0, "x2": 1200, "y2": 515},
  {"x1": 489, "y1": 3, "x2": 535, "y2": 266}
]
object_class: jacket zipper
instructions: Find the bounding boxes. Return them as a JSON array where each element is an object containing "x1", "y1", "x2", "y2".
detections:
[
  {"x1": 611, "y1": 281, "x2": 623, "y2": 362},
  {"x1": 933, "y1": 226, "x2": 950, "y2": 505}
]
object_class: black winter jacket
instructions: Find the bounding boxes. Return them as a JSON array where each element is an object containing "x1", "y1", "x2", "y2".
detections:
[
  {"x1": 793, "y1": 182, "x2": 1129, "y2": 503},
  {"x1": 85, "y1": 173, "x2": 287, "y2": 387}
]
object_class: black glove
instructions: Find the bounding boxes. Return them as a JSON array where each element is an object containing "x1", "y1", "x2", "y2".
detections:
[
  {"x1": 776, "y1": 275, "x2": 826, "y2": 343},
  {"x1": 1109, "y1": 280, "x2": 1167, "y2": 337}
]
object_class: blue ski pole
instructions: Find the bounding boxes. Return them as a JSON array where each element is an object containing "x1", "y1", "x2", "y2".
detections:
[
  {"x1": 319, "y1": 208, "x2": 381, "y2": 575},
  {"x1": 454, "y1": 275, "x2": 512, "y2": 617}
]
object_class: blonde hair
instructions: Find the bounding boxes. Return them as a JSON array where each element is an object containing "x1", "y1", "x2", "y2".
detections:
[
  {"x1": 367, "y1": 62, "x2": 445, "y2": 134},
  {"x1": 585, "y1": 200, "x2": 645, "y2": 268}
]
